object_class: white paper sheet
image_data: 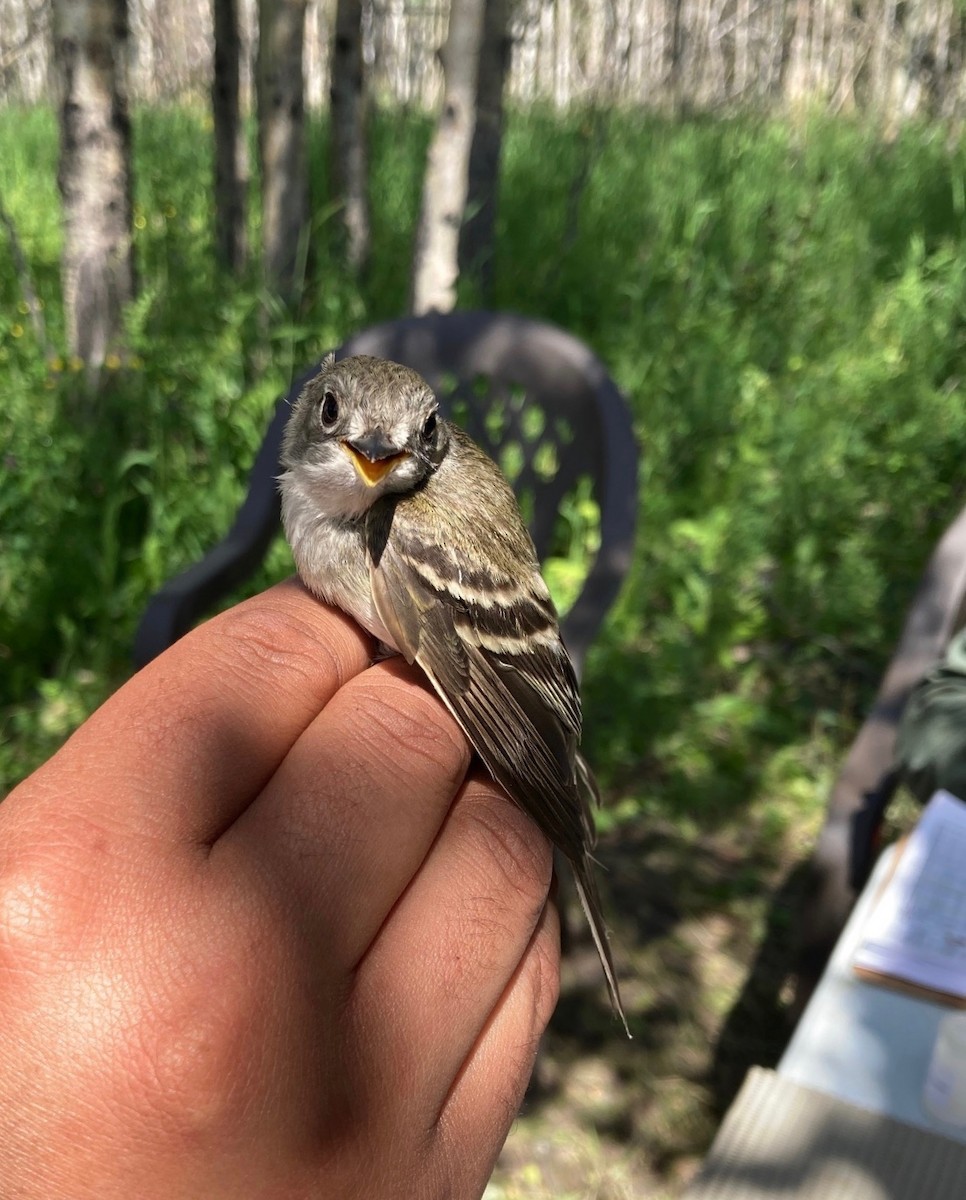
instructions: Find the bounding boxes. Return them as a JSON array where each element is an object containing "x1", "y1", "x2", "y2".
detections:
[{"x1": 854, "y1": 789, "x2": 966, "y2": 1000}]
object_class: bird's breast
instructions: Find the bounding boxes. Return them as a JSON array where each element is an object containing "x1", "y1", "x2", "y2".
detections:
[{"x1": 281, "y1": 483, "x2": 398, "y2": 651}]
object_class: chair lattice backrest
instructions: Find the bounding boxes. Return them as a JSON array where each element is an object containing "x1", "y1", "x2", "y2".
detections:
[{"x1": 134, "y1": 310, "x2": 638, "y2": 676}]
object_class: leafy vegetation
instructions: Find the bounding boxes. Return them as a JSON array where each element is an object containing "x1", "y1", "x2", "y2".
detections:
[{"x1": 3, "y1": 104, "x2": 966, "y2": 1192}]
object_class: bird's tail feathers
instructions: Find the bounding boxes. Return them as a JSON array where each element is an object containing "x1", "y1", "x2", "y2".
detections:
[
  {"x1": 576, "y1": 751, "x2": 602, "y2": 807},
  {"x1": 575, "y1": 752, "x2": 601, "y2": 848},
  {"x1": 573, "y1": 858, "x2": 631, "y2": 1038}
]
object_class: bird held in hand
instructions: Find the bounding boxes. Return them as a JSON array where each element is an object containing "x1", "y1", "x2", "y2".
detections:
[{"x1": 279, "y1": 353, "x2": 628, "y2": 1033}]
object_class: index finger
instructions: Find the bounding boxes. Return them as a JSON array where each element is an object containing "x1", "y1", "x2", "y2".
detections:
[{"x1": 12, "y1": 580, "x2": 374, "y2": 844}]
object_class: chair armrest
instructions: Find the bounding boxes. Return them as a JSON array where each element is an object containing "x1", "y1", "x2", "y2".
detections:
[
  {"x1": 559, "y1": 368, "x2": 639, "y2": 679},
  {"x1": 133, "y1": 385, "x2": 297, "y2": 668}
]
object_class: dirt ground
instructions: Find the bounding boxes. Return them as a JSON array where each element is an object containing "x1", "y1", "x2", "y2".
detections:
[{"x1": 485, "y1": 816, "x2": 816, "y2": 1199}]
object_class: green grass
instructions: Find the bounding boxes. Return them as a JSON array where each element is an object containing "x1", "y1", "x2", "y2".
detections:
[{"x1": 3, "y1": 103, "x2": 966, "y2": 1191}]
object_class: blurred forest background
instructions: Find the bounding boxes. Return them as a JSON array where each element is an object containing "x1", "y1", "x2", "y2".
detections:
[{"x1": 3, "y1": 1, "x2": 966, "y2": 1196}]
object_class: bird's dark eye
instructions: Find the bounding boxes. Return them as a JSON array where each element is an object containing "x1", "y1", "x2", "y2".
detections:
[
  {"x1": 422, "y1": 411, "x2": 437, "y2": 440},
  {"x1": 320, "y1": 391, "x2": 339, "y2": 427}
]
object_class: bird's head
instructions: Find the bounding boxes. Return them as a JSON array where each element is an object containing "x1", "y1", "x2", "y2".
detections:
[{"x1": 279, "y1": 354, "x2": 448, "y2": 518}]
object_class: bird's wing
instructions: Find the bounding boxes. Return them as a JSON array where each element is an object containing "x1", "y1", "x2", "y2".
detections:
[{"x1": 367, "y1": 502, "x2": 591, "y2": 861}]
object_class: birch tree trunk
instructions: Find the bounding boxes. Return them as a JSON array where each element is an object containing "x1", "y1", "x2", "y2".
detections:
[
  {"x1": 330, "y1": 0, "x2": 371, "y2": 274},
  {"x1": 409, "y1": 0, "x2": 485, "y2": 315},
  {"x1": 212, "y1": 0, "x2": 247, "y2": 272},
  {"x1": 458, "y1": 0, "x2": 510, "y2": 304},
  {"x1": 52, "y1": 0, "x2": 135, "y2": 372},
  {"x1": 257, "y1": 0, "x2": 308, "y2": 302}
]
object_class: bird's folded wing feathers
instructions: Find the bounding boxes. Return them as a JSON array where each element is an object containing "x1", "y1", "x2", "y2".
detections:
[{"x1": 368, "y1": 519, "x2": 591, "y2": 862}]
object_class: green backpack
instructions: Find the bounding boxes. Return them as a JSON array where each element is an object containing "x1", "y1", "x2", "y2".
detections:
[{"x1": 896, "y1": 627, "x2": 966, "y2": 805}]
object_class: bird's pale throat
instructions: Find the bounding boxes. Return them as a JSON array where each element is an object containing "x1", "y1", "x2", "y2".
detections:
[{"x1": 340, "y1": 441, "x2": 410, "y2": 486}]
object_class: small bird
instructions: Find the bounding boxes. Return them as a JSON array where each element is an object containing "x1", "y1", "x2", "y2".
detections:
[{"x1": 279, "y1": 353, "x2": 627, "y2": 1032}]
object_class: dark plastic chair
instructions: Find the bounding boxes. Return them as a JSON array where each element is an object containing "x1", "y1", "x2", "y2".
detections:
[
  {"x1": 133, "y1": 310, "x2": 639, "y2": 675},
  {"x1": 796, "y1": 498, "x2": 966, "y2": 1001}
]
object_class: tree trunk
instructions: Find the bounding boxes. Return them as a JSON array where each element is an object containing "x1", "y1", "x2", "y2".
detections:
[
  {"x1": 458, "y1": 0, "x2": 510, "y2": 304},
  {"x1": 256, "y1": 0, "x2": 308, "y2": 303},
  {"x1": 409, "y1": 0, "x2": 486, "y2": 315},
  {"x1": 212, "y1": 0, "x2": 248, "y2": 272},
  {"x1": 52, "y1": 0, "x2": 134, "y2": 372},
  {"x1": 330, "y1": 0, "x2": 370, "y2": 274}
]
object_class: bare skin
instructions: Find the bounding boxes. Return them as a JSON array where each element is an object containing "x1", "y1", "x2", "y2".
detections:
[{"x1": 0, "y1": 579, "x2": 559, "y2": 1200}]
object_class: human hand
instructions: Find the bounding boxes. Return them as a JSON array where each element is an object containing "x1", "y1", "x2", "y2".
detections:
[{"x1": 0, "y1": 579, "x2": 558, "y2": 1199}]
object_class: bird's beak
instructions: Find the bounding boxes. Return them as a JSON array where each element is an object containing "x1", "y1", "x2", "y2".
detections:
[{"x1": 341, "y1": 434, "x2": 410, "y2": 487}]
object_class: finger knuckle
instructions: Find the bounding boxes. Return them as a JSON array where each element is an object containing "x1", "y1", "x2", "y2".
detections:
[
  {"x1": 0, "y1": 821, "x2": 107, "y2": 977},
  {"x1": 208, "y1": 600, "x2": 352, "y2": 694},
  {"x1": 522, "y1": 913, "x2": 562, "y2": 1030},
  {"x1": 121, "y1": 908, "x2": 284, "y2": 1140},
  {"x1": 343, "y1": 674, "x2": 471, "y2": 787},
  {"x1": 127, "y1": 973, "x2": 251, "y2": 1135},
  {"x1": 454, "y1": 785, "x2": 553, "y2": 924}
]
